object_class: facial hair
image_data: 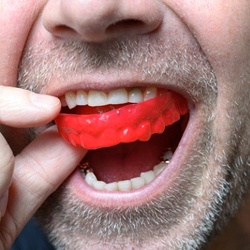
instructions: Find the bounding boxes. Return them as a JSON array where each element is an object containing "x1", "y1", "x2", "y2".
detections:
[{"x1": 17, "y1": 35, "x2": 250, "y2": 249}]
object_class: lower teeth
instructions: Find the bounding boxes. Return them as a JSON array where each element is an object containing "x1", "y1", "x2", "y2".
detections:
[{"x1": 80, "y1": 150, "x2": 173, "y2": 192}]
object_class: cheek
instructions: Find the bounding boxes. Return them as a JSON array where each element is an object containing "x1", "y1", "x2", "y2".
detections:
[
  {"x1": 0, "y1": 1, "x2": 46, "y2": 86},
  {"x1": 165, "y1": 0, "x2": 250, "y2": 75}
]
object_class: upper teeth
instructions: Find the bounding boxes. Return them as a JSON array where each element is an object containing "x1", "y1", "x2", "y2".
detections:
[{"x1": 63, "y1": 87, "x2": 158, "y2": 109}]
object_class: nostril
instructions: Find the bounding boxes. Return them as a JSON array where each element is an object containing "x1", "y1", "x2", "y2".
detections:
[
  {"x1": 107, "y1": 19, "x2": 145, "y2": 33},
  {"x1": 53, "y1": 24, "x2": 74, "y2": 35},
  {"x1": 52, "y1": 19, "x2": 149, "y2": 41}
]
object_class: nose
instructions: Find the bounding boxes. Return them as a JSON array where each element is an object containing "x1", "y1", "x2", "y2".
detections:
[{"x1": 42, "y1": 0, "x2": 163, "y2": 42}]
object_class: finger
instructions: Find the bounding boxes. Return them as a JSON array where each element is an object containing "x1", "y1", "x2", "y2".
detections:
[
  {"x1": 0, "y1": 133, "x2": 14, "y2": 219},
  {"x1": 0, "y1": 133, "x2": 14, "y2": 196},
  {"x1": 0, "y1": 126, "x2": 86, "y2": 246},
  {"x1": 0, "y1": 86, "x2": 60, "y2": 127},
  {"x1": 0, "y1": 133, "x2": 14, "y2": 239}
]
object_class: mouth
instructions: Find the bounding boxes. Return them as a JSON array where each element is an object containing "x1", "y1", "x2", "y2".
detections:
[{"x1": 55, "y1": 86, "x2": 192, "y2": 206}]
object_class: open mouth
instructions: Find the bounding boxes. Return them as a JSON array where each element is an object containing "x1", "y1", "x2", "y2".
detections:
[{"x1": 55, "y1": 87, "x2": 189, "y2": 195}]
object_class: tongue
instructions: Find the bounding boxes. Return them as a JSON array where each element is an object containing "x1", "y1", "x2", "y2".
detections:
[
  {"x1": 55, "y1": 90, "x2": 188, "y2": 149},
  {"x1": 85, "y1": 120, "x2": 183, "y2": 183}
]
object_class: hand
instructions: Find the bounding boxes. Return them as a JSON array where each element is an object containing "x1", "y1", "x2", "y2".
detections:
[{"x1": 0, "y1": 86, "x2": 86, "y2": 249}]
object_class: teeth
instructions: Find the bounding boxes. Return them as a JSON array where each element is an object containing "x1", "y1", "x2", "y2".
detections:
[
  {"x1": 65, "y1": 92, "x2": 77, "y2": 109},
  {"x1": 93, "y1": 180, "x2": 106, "y2": 190},
  {"x1": 108, "y1": 88, "x2": 128, "y2": 104},
  {"x1": 88, "y1": 90, "x2": 108, "y2": 107},
  {"x1": 85, "y1": 172, "x2": 97, "y2": 185},
  {"x1": 105, "y1": 182, "x2": 118, "y2": 191},
  {"x1": 131, "y1": 176, "x2": 146, "y2": 189},
  {"x1": 128, "y1": 88, "x2": 143, "y2": 103},
  {"x1": 153, "y1": 163, "x2": 166, "y2": 176},
  {"x1": 117, "y1": 180, "x2": 132, "y2": 191},
  {"x1": 83, "y1": 160, "x2": 169, "y2": 192},
  {"x1": 140, "y1": 171, "x2": 156, "y2": 184},
  {"x1": 161, "y1": 150, "x2": 173, "y2": 163},
  {"x1": 76, "y1": 90, "x2": 88, "y2": 105},
  {"x1": 63, "y1": 87, "x2": 157, "y2": 109},
  {"x1": 144, "y1": 87, "x2": 158, "y2": 101}
]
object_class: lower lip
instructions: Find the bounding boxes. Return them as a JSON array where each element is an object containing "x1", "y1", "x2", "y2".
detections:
[{"x1": 66, "y1": 104, "x2": 198, "y2": 208}]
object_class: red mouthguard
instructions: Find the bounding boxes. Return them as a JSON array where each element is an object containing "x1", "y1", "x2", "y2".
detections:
[{"x1": 55, "y1": 90, "x2": 188, "y2": 149}]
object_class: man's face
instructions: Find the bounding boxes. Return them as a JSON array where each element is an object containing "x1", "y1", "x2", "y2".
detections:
[{"x1": 2, "y1": 0, "x2": 250, "y2": 249}]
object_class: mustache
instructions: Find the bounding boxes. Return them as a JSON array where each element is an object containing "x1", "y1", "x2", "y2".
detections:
[{"x1": 17, "y1": 36, "x2": 217, "y2": 102}]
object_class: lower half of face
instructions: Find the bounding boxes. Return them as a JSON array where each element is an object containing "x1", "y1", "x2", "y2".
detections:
[
  {"x1": 15, "y1": 2, "x2": 250, "y2": 249},
  {"x1": 22, "y1": 44, "x2": 249, "y2": 249}
]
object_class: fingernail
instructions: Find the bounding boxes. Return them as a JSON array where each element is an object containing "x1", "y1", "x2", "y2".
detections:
[{"x1": 31, "y1": 92, "x2": 60, "y2": 109}]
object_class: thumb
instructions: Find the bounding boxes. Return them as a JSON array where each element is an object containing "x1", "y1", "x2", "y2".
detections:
[{"x1": 0, "y1": 86, "x2": 60, "y2": 127}]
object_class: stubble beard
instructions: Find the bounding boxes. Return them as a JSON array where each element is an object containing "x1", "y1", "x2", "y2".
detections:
[{"x1": 17, "y1": 36, "x2": 250, "y2": 249}]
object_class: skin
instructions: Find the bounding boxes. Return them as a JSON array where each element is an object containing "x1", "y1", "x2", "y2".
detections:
[{"x1": 0, "y1": 0, "x2": 250, "y2": 249}]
